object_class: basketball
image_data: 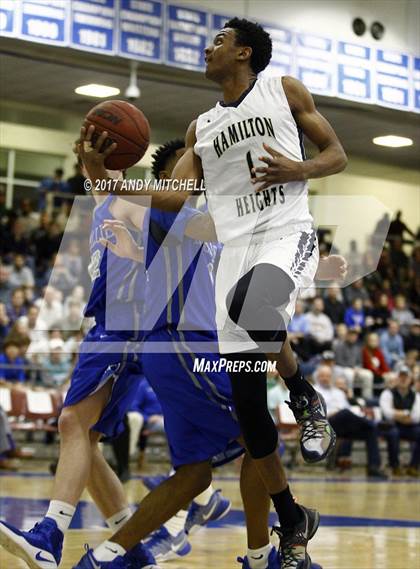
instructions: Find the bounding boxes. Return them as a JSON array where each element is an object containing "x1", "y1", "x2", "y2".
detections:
[{"x1": 83, "y1": 100, "x2": 150, "y2": 170}]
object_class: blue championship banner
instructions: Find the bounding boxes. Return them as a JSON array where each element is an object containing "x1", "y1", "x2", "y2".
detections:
[
  {"x1": 71, "y1": 0, "x2": 116, "y2": 54},
  {"x1": 296, "y1": 33, "x2": 335, "y2": 96},
  {"x1": 263, "y1": 24, "x2": 293, "y2": 78},
  {"x1": 337, "y1": 41, "x2": 372, "y2": 103},
  {"x1": 166, "y1": 3, "x2": 208, "y2": 70},
  {"x1": 0, "y1": 0, "x2": 17, "y2": 36},
  {"x1": 375, "y1": 49, "x2": 410, "y2": 110},
  {"x1": 20, "y1": 0, "x2": 68, "y2": 45},
  {"x1": 414, "y1": 57, "x2": 420, "y2": 112},
  {"x1": 119, "y1": 0, "x2": 163, "y2": 62}
]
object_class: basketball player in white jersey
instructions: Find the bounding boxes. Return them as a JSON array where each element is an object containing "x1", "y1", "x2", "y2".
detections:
[{"x1": 80, "y1": 17, "x2": 347, "y2": 569}]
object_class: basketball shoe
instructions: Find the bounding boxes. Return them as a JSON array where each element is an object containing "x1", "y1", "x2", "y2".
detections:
[
  {"x1": 271, "y1": 505, "x2": 320, "y2": 569},
  {"x1": 0, "y1": 517, "x2": 63, "y2": 569},
  {"x1": 185, "y1": 489, "x2": 232, "y2": 535},
  {"x1": 145, "y1": 526, "x2": 191, "y2": 562},
  {"x1": 237, "y1": 546, "x2": 280, "y2": 568},
  {"x1": 287, "y1": 391, "x2": 336, "y2": 463},
  {"x1": 73, "y1": 542, "x2": 160, "y2": 568}
]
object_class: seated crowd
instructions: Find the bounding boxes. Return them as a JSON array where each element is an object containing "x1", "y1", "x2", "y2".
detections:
[{"x1": 0, "y1": 182, "x2": 419, "y2": 478}]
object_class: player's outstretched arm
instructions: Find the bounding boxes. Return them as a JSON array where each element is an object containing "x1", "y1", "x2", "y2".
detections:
[{"x1": 77, "y1": 121, "x2": 203, "y2": 212}]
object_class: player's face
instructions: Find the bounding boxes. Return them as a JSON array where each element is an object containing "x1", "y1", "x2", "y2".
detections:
[
  {"x1": 204, "y1": 28, "x2": 244, "y2": 82},
  {"x1": 161, "y1": 147, "x2": 186, "y2": 178}
]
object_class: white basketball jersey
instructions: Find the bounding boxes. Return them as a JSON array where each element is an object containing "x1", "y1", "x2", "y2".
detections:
[{"x1": 194, "y1": 76, "x2": 313, "y2": 244}]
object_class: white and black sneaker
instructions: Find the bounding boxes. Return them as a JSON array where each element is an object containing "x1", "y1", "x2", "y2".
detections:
[
  {"x1": 272, "y1": 505, "x2": 320, "y2": 569},
  {"x1": 287, "y1": 391, "x2": 336, "y2": 463}
]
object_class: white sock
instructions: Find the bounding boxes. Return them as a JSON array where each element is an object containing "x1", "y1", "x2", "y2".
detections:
[
  {"x1": 106, "y1": 508, "x2": 132, "y2": 531},
  {"x1": 94, "y1": 540, "x2": 126, "y2": 562},
  {"x1": 164, "y1": 509, "x2": 188, "y2": 536},
  {"x1": 247, "y1": 544, "x2": 273, "y2": 569},
  {"x1": 193, "y1": 484, "x2": 214, "y2": 506},
  {"x1": 45, "y1": 500, "x2": 76, "y2": 533}
]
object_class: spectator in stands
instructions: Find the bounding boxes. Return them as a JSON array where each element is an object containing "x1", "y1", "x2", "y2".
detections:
[
  {"x1": 34, "y1": 287, "x2": 63, "y2": 330},
  {"x1": 387, "y1": 210, "x2": 415, "y2": 245},
  {"x1": 344, "y1": 279, "x2": 370, "y2": 306},
  {"x1": 61, "y1": 239, "x2": 83, "y2": 283},
  {"x1": 305, "y1": 297, "x2": 334, "y2": 355},
  {"x1": 346, "y1": 240, "x2": 361, "y2": 278},
  {"x1": 64, "y1": 285, "x2": 86, "y2": 316},
  {"x1": 362, "y1": 332, "x2": 390, "y2": 391},
  {"x1": 371, "y1": 292, "x2": 392, "y2": 331},
  {"x1": 38, "y1": 168, "x2": 69, "y2": 209},
  {"x1": 0, "y1": 340, "x2": 26, "y2": 383},
  {"x1": 380, "y1": 320, "x2": 405, "y2": 369},
  {"x1": 392, "y1": 294, "x2": 415, "y2": 335},
  {"x1": 46, "y1": 253, "x2": 78, "y2": 297},
  {"x1": 344, "y1": 298, "x2": 365, "y2": 332},
  {"x1": 19, "y1": 305, "x2": 48, "y2": 352},
  {"x1": 404, "y1": 320, "x2": 420, "y2": 352},
  {"x1": 32, "y1": 221, "x2": 63, "y2": 282},
  {"x1": 380, "y1": 365, "x2": 420, "y2": 476},
  {"x1": 6, "y1": 288, "x2": 27, "y2": 324},
  {"x1": 4, "y1": 218, "x2": 33, "y2": 258},
  {"x1": 0, "y1": 406, "x2": 19, "y2": 471},
  {"x1": 17, "y1": 199, "x2": 40, "y2": 235},
  {"x1": 405, "y1": 350, "x2": 420, "y2": 382},
  {"x1": 51, "y1": 300, "x2": 83, "y2": 340},
  {"x1": 40, "y1": 338, "x2": 71, "y2": 388},
  {"x1": 315, "y1": 364, "x2": 387, "y2": 479},
  {"x1": 8, "y1": 254, "x2": 35, "y2": 289},
  {"x1": 323, "y1": 285, "x2": 345, "y2": 325},
  {"x1": 0, "y1": 264, "x2": 12, "y2": 304},
  {"x1": 333, "y1": 328, "x2": 374, "y2": 399},
  {"x1": 0, "y1": 302, "x2": 10, "y2": 348},
  {"x1": 389, "y1": 237, "x2": 409, "y2": 278},
  {"x1": 288, "y1": 299, "x2": 310, "y2": 360},
  {"x1": 67, "y1": 162, "x2": 86, "y2": 196}
]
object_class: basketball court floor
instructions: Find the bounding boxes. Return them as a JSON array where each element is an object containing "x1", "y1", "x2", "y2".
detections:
[{"x1": 0, "y1": 462, "x2": 419, "y2": 569}]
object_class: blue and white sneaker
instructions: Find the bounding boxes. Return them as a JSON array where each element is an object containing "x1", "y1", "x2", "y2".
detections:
[
  {"x1": 0, "y1": 517, "x2": 63, "y2": 569},
  {"x1": 141, "y1": 474, "x2": 169, "y2": 492},
  {"x1": 237, "y1": 547, "x2": 280, "y2": 568},
  {"x1": 145, "y1": 526, "x2": 191, "y2": 562},
  {"x1": 73, "y1": 543, "x2": 160, "y2": 568},
  {"x1": 185, "y1": 489, "x2": 231, "y2": 535}
]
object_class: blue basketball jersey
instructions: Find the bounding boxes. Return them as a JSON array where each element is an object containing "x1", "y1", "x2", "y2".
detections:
[
  {"x1": 84, "y1": 195, "x2": 144, "y2": 333},
  {"x1": 142, "y1": 205, "x2": 221, "y2": 337}
]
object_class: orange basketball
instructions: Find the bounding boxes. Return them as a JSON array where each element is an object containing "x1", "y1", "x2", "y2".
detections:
[{"x1": 84, "y1": 100, "x2": 150, "y2": 170}]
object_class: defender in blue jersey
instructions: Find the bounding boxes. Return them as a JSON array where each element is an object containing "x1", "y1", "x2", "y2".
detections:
[
  {"x1": 72, "y1": 137, "x2": 324, "y2": 569},
  {"x1": 0, "y1": 175, "x2": 160, "y2": 569}
]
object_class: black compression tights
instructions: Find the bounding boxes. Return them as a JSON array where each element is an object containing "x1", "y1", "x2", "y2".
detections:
[{"x1": 225, "y1": 351, "x2": 278, "y2": 459}]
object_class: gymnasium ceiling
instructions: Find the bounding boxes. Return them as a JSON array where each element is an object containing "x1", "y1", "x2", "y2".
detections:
[{"x1": 1, "y1": 39, "x2": 420, "y2": 171}]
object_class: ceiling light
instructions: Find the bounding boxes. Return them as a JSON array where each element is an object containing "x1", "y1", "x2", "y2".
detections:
[
  {"x1": 75, "y1": 84, "x2": 120, "y2": 98},
  {"x1": 372, "y1": 135, "x2": 413, "y2": 148}
]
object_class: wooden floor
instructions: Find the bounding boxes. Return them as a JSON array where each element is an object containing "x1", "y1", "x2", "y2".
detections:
[{"x1": 0, "y1": 462, "x2": 419, "y2": 569}]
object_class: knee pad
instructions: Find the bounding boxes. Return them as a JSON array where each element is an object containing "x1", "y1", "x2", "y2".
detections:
[{"x1": 226, "y1": 264, "x2": 294, "y2": 345}]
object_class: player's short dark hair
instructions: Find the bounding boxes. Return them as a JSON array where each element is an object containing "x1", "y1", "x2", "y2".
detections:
[
  {"x1": 151, "y1": 139, "x2": 185, "y2": 180},
  {"x1": 224, "y1": 17, "x2": 272, "y2": 74}
]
